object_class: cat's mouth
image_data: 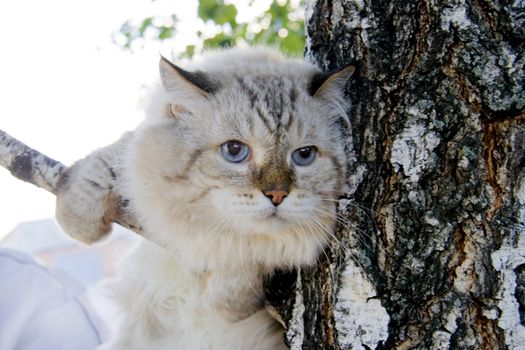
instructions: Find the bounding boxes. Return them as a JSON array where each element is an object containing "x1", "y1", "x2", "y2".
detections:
[
  {"x1": 263, "y1": 206, "x2": 280, "y2": 218},
  {"x1": 233, "y1": 204, "x2": 307, "y2": 235},
  {"x1": 257, "y1": 207, "x2": 287, "y2": 223},
  {"x1": 264, "y1": 211, "x2": 282, "y2": 222}
]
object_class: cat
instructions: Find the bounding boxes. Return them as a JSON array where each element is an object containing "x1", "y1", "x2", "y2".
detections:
[{"x1": 55, "y1": 46, "x2": 353, "y2": 350}]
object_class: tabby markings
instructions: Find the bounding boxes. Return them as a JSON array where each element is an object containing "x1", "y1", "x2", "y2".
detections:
[{"x1": 237, "y1": 76, "x2": 298, "y2": 136}]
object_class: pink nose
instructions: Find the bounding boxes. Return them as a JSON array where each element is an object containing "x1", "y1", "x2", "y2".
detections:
[{"x1": 263, "y1": 190, "x2": 288, "y2": 206}]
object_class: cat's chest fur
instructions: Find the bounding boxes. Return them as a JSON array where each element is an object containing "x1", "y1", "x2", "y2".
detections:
[
  {"x1": 135, "y1": 242, "x2": 268, "y2": 322},
  {"x1": 107, "y1": 242, "x2": 284, "y2": 350}
]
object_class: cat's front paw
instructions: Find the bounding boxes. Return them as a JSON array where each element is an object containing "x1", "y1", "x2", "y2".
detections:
[
  {"x1": 55, "y1": 158, "x2": 119, "y2": 243},
  {"x1": 55, "y1": 134, "x2": 131, "y2": 244}
]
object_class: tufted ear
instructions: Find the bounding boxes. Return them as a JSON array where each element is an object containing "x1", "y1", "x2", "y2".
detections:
[
  {"x1": 159, "y1": 56, "x2": 219, "y2": 95},
  {"x1": 308, "y1": 65, "x2": 355, "y2": 99}
]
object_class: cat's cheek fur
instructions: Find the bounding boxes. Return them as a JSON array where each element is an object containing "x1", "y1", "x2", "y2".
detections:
[{"x1": 208, "y1": 187, "x2": 332, "y2": 234}]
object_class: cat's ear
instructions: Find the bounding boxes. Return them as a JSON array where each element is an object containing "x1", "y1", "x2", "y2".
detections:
[
  {"x1": 159, "y1": 57, "x2": 218, "y2": 96},
  {"x1": 308, "y1": 65, "x2": 355, "y2": 99}
]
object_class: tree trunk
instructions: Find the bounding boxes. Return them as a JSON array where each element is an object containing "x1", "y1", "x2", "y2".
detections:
[{"x1": 269, "y1": 1, "x2": 525, "y2": 349}]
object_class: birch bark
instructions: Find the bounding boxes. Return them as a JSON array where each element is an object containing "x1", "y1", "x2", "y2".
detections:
[{"x1": 270, "y1": 0, "x2": 525, "y2": 349}]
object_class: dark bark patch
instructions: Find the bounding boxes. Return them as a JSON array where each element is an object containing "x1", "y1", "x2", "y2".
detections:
[
  {"x1": 515, "y1": 264, "x2": 525, "y2": 326},
  {"x1": 11, "y1": 153, "x2": 33, "y2": 183},
  {"x1": 264, "y1": 269, "x2": 297, "y2": 317}
]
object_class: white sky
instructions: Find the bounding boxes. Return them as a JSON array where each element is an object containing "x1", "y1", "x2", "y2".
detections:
[{"x1": 0, "y1": 0, "x2": 272, "y2": 238}]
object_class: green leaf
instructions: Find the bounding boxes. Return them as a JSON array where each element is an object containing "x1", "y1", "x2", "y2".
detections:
[
  {"x1": 197, "y1": 0, "x2": 216, "y2": 21},
  {"x1": 139, "y1": 18, "x2": 153, "y2": 35},
  {"x1": 158, "y1": 26, "x2": 174, "y2": 40},
  {"x1": 215, "y1": 4, "x2": 238, "y2": 27},
  {"x1": 203, "y1": 32, "x2": 235, "y2": 48},
  {"x1": 198, "y1": 0, "x2": 237, "y2": 27},
  {"x1": 182, "y1": 45, "x2": 196, "y2": 58}
]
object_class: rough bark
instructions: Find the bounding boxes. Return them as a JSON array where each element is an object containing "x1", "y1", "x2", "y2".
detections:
[
  {"x1": 269, "y1": 0, "x2": 525, "y2": 349},
  {"x1": 0, "y1": 129, "x2": 65, "y2": 194}
]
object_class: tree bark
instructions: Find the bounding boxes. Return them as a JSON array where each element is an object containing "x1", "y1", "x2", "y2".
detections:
[
  {"x1": 271, "y1": 0, "x2": 525, "y2": 349},
  {"x1": 0, "y1": 129, "x2": 65, "y2": 194}
]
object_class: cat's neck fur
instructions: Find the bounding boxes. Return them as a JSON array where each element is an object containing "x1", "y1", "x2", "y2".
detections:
[
  {"x1": 130, "y1": 241, "x2": 268, "y2": 322},
  {"x1": 140, "y1": 212, "x2": 330, "y2": 272}
]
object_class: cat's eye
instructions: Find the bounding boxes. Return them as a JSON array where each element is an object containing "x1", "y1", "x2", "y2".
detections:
[
  {"x1": 220, "y1": 140, "x2": 250, "y2": 163},
  {"x1": 291, "y1": 146, "x2": 317, "y2": 166}
]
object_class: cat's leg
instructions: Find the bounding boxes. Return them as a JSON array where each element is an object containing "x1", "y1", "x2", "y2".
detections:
[
  {"x1": 222, "y1": 309, "x2": 288, "y2": 350},
  {"x1": 55, "y1": 132, "x2": 132, "y2": 243}
]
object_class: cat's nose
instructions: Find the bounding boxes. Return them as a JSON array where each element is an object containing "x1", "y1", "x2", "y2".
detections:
[{"x1": 263, "y1": 190, "x2": 288, "y2": 206}]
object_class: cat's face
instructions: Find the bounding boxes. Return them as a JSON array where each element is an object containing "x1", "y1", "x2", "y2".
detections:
[{"x1": 126, "y1": 48, "x2": 353, "y2": 267}]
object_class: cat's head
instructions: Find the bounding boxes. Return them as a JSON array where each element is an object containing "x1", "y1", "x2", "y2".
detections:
[{"x1": 127, "y1": 47, "x2": 353, "y2": 269}]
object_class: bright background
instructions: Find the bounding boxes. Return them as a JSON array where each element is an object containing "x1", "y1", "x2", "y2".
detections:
[{"x1": 0, "y1": 0, "x2": 275, "y2": 238}]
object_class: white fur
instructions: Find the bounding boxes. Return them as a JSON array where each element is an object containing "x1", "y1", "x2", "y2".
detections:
[{"x1": 99, "y1": 242, "x2": 286, "y2": 350}]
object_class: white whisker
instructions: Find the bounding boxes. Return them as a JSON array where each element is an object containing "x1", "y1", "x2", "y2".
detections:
[
  {"x1": 303, "y1": 215, "x2": 372, "y2": 274},
  {"x1": 297, "y1": 218, "x2": 336, "y2": 281},
  {"x1": 310, "y1": 205, "x2": 393, "y2": 262}
]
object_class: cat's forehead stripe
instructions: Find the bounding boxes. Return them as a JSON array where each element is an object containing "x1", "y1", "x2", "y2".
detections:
[
  {"x1": 236, "y1": 76, "x2": 297, "y2": 136},
  {"x1": 255, "y1": 106, "x2": 275, "y2": 134},
  {"x1": 236, "y1": 78, "x2": 258, "y2": 107}
]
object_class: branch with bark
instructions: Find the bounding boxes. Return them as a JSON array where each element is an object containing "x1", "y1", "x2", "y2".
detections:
[{"x1": 0, "y1": 129, "x2": 65, "y2": 194}]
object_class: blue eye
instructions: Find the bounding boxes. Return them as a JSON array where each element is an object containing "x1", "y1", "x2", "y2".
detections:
[
  {"x1": 291, "y1": 146, "x2": 317, "y2": 166},
  {"x1": 220, "y1": 140, "x2": 250, "y2": 163}
]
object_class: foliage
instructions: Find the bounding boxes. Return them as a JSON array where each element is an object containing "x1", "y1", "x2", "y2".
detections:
[
  {"x1": 117, "y1": 15, "x2": 178, "y2": 50},
  {"x1": 114, "y1": 0, "x2": 305, "y2": 57}
]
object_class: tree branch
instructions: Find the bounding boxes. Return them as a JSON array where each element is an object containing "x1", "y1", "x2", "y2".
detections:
[{"x1": 0, "y1": 129, "x2": 65, "y2": 194}]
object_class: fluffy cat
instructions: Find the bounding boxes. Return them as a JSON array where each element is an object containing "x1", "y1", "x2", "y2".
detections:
[{"x1": 55, "y1": 47, "x2": 353, "y2": 349}]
